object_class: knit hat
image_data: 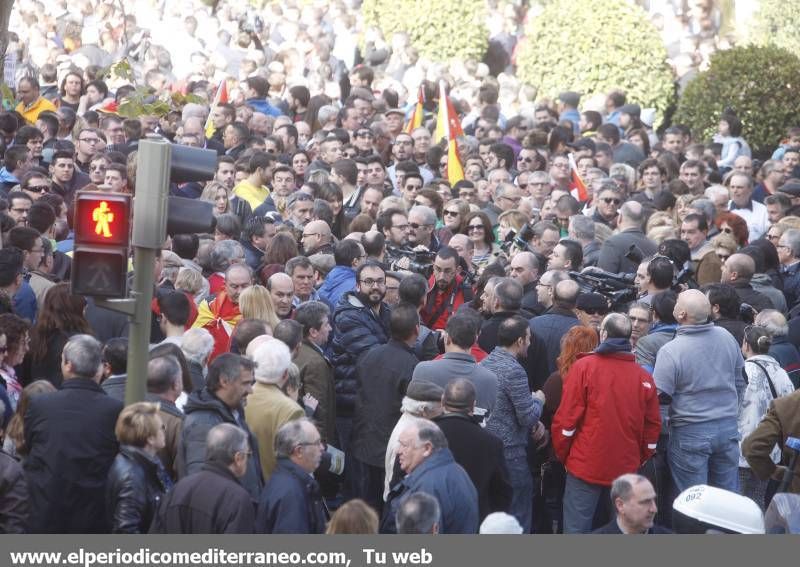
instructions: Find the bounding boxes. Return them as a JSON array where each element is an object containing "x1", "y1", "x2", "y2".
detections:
[
  {"x1": 405, "y1": 381, "x2": 444, "y2": 402},
  {"x1": 576, "y1": 292, "x2": 610, "y2": 313}
]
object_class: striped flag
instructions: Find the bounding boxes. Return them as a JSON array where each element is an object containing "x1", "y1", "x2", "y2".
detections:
[
  {"x1": 568, "y1": 153, "x2": 589, "y2": 202},
  {"x1": 404, "y1": 85, "x2": 424, "y2": 134},
  {"x1": 204, "y1": 79, "x2": 229, "y2": 139},
  {"x1": 435, "y1": 81, "x2": 464, "y2": 185}
]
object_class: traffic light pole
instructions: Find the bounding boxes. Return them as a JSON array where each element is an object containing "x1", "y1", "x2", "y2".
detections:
[{"x1": 97, "y1": 139, "x2": 172, "y2": 406}]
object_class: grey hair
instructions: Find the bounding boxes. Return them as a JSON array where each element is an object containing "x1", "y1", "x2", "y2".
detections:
[
  {"x1": 62, "y1": 334, "x2": 103, "y2": 379},
  {"x1": 252, "y1": 339, "x2": 292, "y2": 384},
  {"x1": 411, "y1": 418, "x2": 449, "y2": 452},
  {"x1": 396, "y1": 492, "x2": 441, "y2": 534},
  {"x1": 205, "y1": 423, "x2": 249, "y2": 466},
  {"x1": 275, "y1": 418, "x2": 315, "y2": 458},
  {"x1": 210, "y1": 240, "x2": 245, "y2": 273},
  {"x1": 529, "y1": 170, "x2": 550, "y2": 184},
  {"x1": 755, "y1": 309, "x2": 789, "y2": 337},
  {"x1": 689, "y1": 198, "x2": 716, "y2": 224},
  {"x1": 620, "y1": 201, "x2": 645, "y2": 226},
  {"x1": 317, "y1": 105, "x2": 339, "y2": 125},
  {"x1": 783, "y1": 229, "x2": 800, "y2": 259},
  {"x1": 569, "y1": 214, "x2": 595, "y2": 240},
  {"x1": 400, "y1": 397, "x2": 441, "y2": 417},
  {"x1": 704, "y1": 184, "x2": 729, "y2": 202},
  {"x1": 601, "y1": 312, "x2": 632, "y2": 339},
  {"x1": 409, "y1": 205, "x2": 436, "y2": 226},
  {"x1": 181, "y1": 328, "x2": 215, "y2": 365},
  {"x1": 610, "y1": 473, "x2": 650, "y2": 504}
]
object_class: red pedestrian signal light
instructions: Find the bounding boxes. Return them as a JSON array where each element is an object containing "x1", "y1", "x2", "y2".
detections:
[
  {"x1": 71, "y1": 191, "x2": 131, "y2": 298},
  {"x1": 74, "y1": 194, "x2": 131, "y2": 247}
]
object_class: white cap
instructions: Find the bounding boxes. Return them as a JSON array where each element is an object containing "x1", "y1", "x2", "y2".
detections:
[{"x1": 479, "y1": 512, "x2": 524, "y2": 534}]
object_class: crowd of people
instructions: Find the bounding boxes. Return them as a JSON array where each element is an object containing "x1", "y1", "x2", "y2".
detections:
[{"x1": 0, "y1": 0, "x2": 799, "y2": 536}]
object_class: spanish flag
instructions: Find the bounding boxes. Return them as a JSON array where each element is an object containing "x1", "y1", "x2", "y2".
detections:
[
  {"x1": 404, "y1": 85, "x2": 424, "y2": 134},
  {"x1": 568, "y1": 153, "x2": 589, "y2": 202},
  {"x1": 204, "y1": 79, "x2": 229, "y2": 139},
  {"x1": 435, "y1": 81, "x2": 464, "y2": 185}
]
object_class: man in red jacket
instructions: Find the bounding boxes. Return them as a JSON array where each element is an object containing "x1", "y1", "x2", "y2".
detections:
[
  {"x1": 552, "y1": 312, "x2": 660, "y2": 533},
  {"x1": 422, "y1": 246, "x2": 473, "y2": 330}
]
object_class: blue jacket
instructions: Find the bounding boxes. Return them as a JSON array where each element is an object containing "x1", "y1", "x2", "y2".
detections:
[
  {"x1": 382, "y1": 448, "x2": 479, "y2": 534},
  {"x1": 318, "y1": 266, "x2": 356, "y2": 311},
  {"x1": 245, "y1": 98, "x2": 283, "y2": 118},
  {"x1": 255, "y1": 458, "x2": 326, "y2": 534},
  {"x1": 12, "y1": 280, "x2": 37, "y2": 322},
  {"x1": 768, "y1": 335, "x2": 800, "y2": 389},
  {"x1": 330, "y1": 291, "x2": 391, "y2": 416}
]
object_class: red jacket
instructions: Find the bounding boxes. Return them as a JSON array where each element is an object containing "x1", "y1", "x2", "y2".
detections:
[
  {"x1": 422, "y1": 274, "x2": 471, "y2": 330},
  {"x1": 552, "y1": 351, "x2": 660, "y2": 486}
]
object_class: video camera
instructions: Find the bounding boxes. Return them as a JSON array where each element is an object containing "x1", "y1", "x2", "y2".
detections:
[
  {"x1": 569, "y1": 269, "x2": 637, "y2": 311},
  {"x1": 239, "y1": 11, "x2": 264, "y2": 34},
  {"x1": 386, "y1": 245, "x2": 436, "y2": 278},
  {"x1": 501, "y1": 222, "x2": 536, "y2": 254}
]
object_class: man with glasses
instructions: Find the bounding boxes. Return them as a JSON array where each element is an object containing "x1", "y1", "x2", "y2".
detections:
[
  {"x1": 387, "y1": 133, "x2": 415, "y2": 185},
  {"x1": 5, "y1": 191, "x2": 33, "y2": 226},
  {"x1": 74, "y1": 128, "x2": 104, "y2": 173},
  {"x1": 331, "y1": 261, "x2": 392, "y2": 453},
  {"x1": 300, "y1": 219, "x2": 333, "y2": 256},
  {"x1": 777, "y1": 229, "x2": 800, "y2": 309},
  {"x1": 549, "y1": 154, "x2": 572, "y2": 192},
  {"x1": 378, "y1": 208, "x2": 411, "y2": 268},
  {"x1": 407, "y1": 205, "x2": 439, "y2": 253},
  {"x1": 399, "y1": 172, "x2": 424, "y2": 210},
  {"x1": 257, "y1": 418, "x2": 327, "y2": 533},
  {"x1": 152, "y1": 423, "x2": 256, "y2": 534}
]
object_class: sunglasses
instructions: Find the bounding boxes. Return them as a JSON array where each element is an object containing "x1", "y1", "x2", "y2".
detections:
[
  {"x1": 467, "y1": 225, "x2": 484, "y2": 232},
  {"x1": 721, "y1": 227, "x2": 733, "y2": 234},
  {"x1": 409, "y1": 222, "x2": 430, "y2": 230},
  {"x1": 581, "y1": 308, "x2": 609, "y2": 316},
  {"x1": 443, "y1": 210, "x2": 460, "y2": 217},
  {"x1": 24, "y1": 185, "x2": 49, "y2": 193},
  {"x1": 602, "y1": 197, "x2": 621, "y2": 205}
]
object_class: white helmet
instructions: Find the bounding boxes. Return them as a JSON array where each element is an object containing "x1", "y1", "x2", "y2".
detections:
[{"x1": 672, "y1": 485, "x2": 765, "y2": 534}]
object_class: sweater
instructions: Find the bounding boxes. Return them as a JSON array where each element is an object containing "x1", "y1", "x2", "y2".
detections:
[{"x1": 482, "y1": 348, "x2": 542, "y2": 461}]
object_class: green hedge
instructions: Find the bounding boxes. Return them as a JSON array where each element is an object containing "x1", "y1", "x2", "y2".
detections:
[
  {"x1": 673, "y1": 45, "x2": 800, "y2": 158},
  {"x1": 747, "y1": 0, "x2": 800, "y2": 55},
  {"x1": 515, "y1": 0, "x2": 675, "y2": 127},
  {"x1": 361, "y1": 0, "x2": 488, "y2": 62}
]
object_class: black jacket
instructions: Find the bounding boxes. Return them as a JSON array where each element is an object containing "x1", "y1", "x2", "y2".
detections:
[
  {"x1": 593, "y1": 518, "x2": 672, "y2": 534},
  {"x1": 150, "y1": 462, "x2": 254, "y2": 534},
  {"x1": 731, "y1": 280, "x2": 775, "y2": 313},
  {"x1": 479, "y1": 311, "x2": 551, "y2": 391},
  {"x1": 351, "y1": 339, "x2": 417, "y2": 467},
  {"x1": 330, "y1": 292, "x2": 392, "y2": 416},
  {"x1": 0, "y1": 450, "x2": 28, "y2": 533},
  {"x1": 529, "y1": 306, "x2": 582, "y2": 375},
  {"x1": 178, "y1": 389, "x2": 263, "y2": 502},
  {"x1": 105, "y1": 445, "x2": 169, "y2": 533},
  {"x1": 255, "y1": 458, "x2": 327, "y2": 534},
  {"x1": 24, "y1": 378, "x2": 123, "y2": 533},
  {"x1": 433, "y1": 412, "x2": 512, "y2": 520},
  {"x1": 521, "y1": 282, "x2": 544, "y2": 316}
]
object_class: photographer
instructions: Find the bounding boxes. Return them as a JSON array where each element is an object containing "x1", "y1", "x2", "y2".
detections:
[
  {"x1": 378, "y1": 208, "x2": 411, "y2": 268},
  {"x1": 634, "y1": 256, "x2": 674, "y2": 306},
  {"x1": 422, "y1": 247, "x2": 474, "y2": 331}
]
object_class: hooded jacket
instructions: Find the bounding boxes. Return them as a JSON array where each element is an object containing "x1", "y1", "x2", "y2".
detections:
[
  {"x1": 178, "y1": 389, "x2": 263, "y2": 501},
  {"x1": 330, "y1": 291, "x2": 391, "y2": 415},
  {"x1": 318, "y1": 265, "x2": 356, "y2": 311}
]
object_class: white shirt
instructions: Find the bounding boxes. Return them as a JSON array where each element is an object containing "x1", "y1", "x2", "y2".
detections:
[{"x1": 729, "y1": 199, "x2": 770, "y2": 242}]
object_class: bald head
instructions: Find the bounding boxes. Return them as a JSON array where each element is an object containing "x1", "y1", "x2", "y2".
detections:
[
  {"x1": 443, "y1": 378, "x2": 476, "y2": 415},
  {"x1": 619, "y1": 201, "x2": 645, "y2": 228},
  {"x1": 553, "y1": 278, "x2": 580, "y2": 307},
  {"x1": 724, "y1": 253, "x2": 755, "y2": 282},
  {"x1": 305, "y1": 219, "x2": 331, "y2": 241},
  {"x1": 675, "y1": 289, "x2": 711, "y2": 325}
]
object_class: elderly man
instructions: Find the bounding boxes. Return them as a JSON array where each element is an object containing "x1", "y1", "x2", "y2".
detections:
[
  {"x1": 24, "y1": 335, "x2": 123, "y2": 533},
  {"x1": 256, "y1": 419, "x2": 327, "y2": 534},
  {"x1": 509, "y1": 251, "x2": 543, "y2": 315},
  {"x1": 285, "y1": 192, "x2": 315, "y2": 228},
  {"x1": 151, "y1": 424, "x2": 255, "y2": 534},
  {"x1": 194, "y1": 264, "x2": 252, "y2": 361},
  {"x1": 778, "y1": 228, "x2": 800, "y2": 310},
  {"x1": 145, "y1": 355, "x2": 185, "y2": 479},
  {"x1": 16, "y1": 76, "x2": 56, "y2": 124},
  {"x1": 294, "y1": 302, "x2": 335, "y2": 443},
  {"x1": 553, "y1": 313, "x2": 660, "y2": 533},
  {"x1": 267, "y1": 272, "x2": 296, "y2": 320},
  {"x1": 653, "y1": 290, "x2": 745, "y2": 496},
  {"x1": 530, "y1": 275, "x2": 581, "y2": 373},
  {"x1": 592, "y1": 474, "x2": 671, "y2": 534},
  {"x1": 756, "y1": 310, "x2": 800, "y2": 388},
  {"x1": 301, "y1": 220, "x2": 334, "y2": 256},
  {"x1": 597, "y1": 200, "x2": 657, "y2": 274},
  {"x1": 568, "y1": 215, "x2": 600, "y2": 268},
  {"x1": 729, "y1": 173, "x2": 770, "y2": 241},
  {"x1": 179, "y1": 353, "x2": 263, "y2": 500},
  {"x1": 407, "y1": 205, "x2": 440, "y2": 252},
  {"x1": 395, "y1": 492, "x2": 441, "y2": 534},
  {"x1": 382, "y1": 418, "x2": 479, "y2": 534},
  {"x1": 245, "y1": 339, "x2": 304, "y2": 482}
]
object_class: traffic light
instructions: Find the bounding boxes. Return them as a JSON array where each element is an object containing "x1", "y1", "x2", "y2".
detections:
[{"x1": 70, "y1": 191, "x2": 131, "y2": 298}]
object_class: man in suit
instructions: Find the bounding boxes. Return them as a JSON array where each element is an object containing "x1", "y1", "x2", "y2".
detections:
[
  {"x1": 24, "y1": 335, "x2": 124, "y2": 533},
  {"x1": 433, "y1": 378, "x2": 511, "y2": 521},
  {"x1": 597, "y1": 200, "x2": 657, "y2": 274}
]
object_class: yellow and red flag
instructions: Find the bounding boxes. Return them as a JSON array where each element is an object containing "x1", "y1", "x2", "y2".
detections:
[
  {"x1": 404, "y1": 85, "x2": 424, "y2": 134},
  {"x1": 434, "y1": 81, "x2": 464, "y2": 185},
  {"x1": 204, "y1": 79, "x2": 229, "y2": 139},
  {"x1": 568, "y1": 153, "x2": 589, "y2": 202}
]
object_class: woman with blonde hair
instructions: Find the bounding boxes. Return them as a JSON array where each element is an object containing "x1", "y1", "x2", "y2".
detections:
[
  {"x1": 238, "y1": 285, "x2": 280, "y2": 329},
  {"x1": 497, "y1": 210, "x2": 529, "y2": 245},
  {"x1": 175, "y1": 267, "x2": 209, "y2": 305},
  {"x1": 200, "y1": 181, "x2": 232, "y2": 217},
  {"x1": 326, "y1": 499, "x2": 379, "y2": 534},
  {"x1": 106, "y1": 402, "x2": 171, "y2": 533}
]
